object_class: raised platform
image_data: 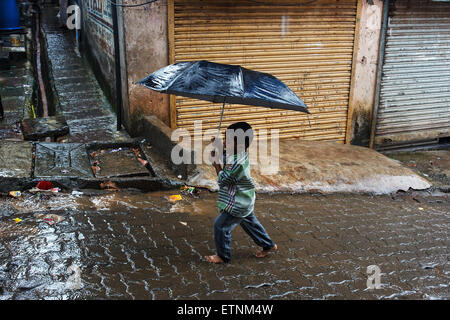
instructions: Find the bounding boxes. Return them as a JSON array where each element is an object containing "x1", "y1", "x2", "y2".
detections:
[{"x1": 186, "y1": 139, "x2": 432, "y2": 194}]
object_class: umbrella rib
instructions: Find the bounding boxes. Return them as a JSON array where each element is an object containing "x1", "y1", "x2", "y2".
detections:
[{"x1": 239, "y1": 67, "x2": 245, "y2": 96}]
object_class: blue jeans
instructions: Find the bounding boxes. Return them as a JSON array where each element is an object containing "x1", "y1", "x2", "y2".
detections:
[{"x1": 214, "y1": 210, "x2": 275, "y2": 263}]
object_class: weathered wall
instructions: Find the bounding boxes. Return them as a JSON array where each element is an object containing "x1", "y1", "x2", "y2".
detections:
[
  {"x1": 80, "y1": 0, "x2": 116, "y2": 109},
  {"x1": 346, "y1": 0, "x2": 384, "y2": 146},
  {"x1": 122, "y1": 0, "x2": 169, "y2": 136}
]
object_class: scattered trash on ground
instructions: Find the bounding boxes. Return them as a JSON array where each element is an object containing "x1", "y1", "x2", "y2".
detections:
[
  {"x1": 168, "y1": 194, "x2": 182, "y2": 202},
  {"x1": 90, "y1": 151, "x2": 102, "y2": 175},
  {"x1": 90, "y1": 151, "x2": 100, "y2": 158},
  {"x1": 91, "y1": 165, "x2": 101, "y2": 175},
  {"x1": 44, "y1": 218, "x2": 55, "y2": 226},
  {"x1": 110, "y1": 148, "x2": 122, "y2": 153},
  {"x1": 28, "y1": 187, "x2": 60, "y2": 194},
  {"x1": 137, "y1": 157, "x2": 149, "y2": 167},
  {"x1": 181, "y1": 186, "x2": 195, "y2": 194},
  {"x1": 36, "y1": 181, "x2": 53, "y2": 190},
  {"x1": 9, "y1": 191, "x2": 22, "y2": 198},
  {"x1": 131, "y1": 147, "x2": 151, "y2": 169},
  {"x1": 130, "y1": 147, "x2": 141, "y2": 157},
  {"x1": 100, "y1": 180, "x2": 120, "y2": 191},
  {"x1": 71, "y1": 190, "x2": 83, "y2": 196},
  {"x1": 179, "y1": 221, "x2": 187, "y2": 226},
  {"x1": 180, "y1": 185, "x2": 200, "y2": 198},
  {"x1": 35, "y1": 213, "x2": 65, "y2": 225},
  {"x1": 13, "y1": 218, "x2": 22, "y2": 224}
]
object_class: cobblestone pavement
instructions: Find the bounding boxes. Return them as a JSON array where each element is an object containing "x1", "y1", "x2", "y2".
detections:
[{"x1": 0, "y1": 190, "x2": 448, "y2": 300}]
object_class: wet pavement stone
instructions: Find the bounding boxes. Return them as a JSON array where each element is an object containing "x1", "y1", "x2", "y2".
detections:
[
  {"x1": 0, "y1": 141, "x2": 32, "y2": 178},
  {"x1": 0, "y1": 191, "x2": 448, "y2": 300},
  {"x1": 21, "y1": 115, "x2": 69, "y2": 141},
  {"x1": 91, "y1": 148, "x2": 150, "y2": 179}
]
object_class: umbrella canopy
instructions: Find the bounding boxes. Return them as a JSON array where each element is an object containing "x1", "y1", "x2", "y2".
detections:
[{"x1": 137, "y1": 60, "x2": 309, "y2": 114}]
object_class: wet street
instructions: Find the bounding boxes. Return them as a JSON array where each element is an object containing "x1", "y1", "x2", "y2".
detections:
[{"x1": 0, "y1": 189, "x2": 448, "y2": 300}]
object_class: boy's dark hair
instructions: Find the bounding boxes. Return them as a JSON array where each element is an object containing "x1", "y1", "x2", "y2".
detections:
[{"x1": 226, "y1": 122, "x2": 254, "y2": 150}]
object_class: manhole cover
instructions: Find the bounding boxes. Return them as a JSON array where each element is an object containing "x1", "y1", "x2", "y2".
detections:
[{"x1": 35, "y1": 143, "x2": 93, "y2": 178}]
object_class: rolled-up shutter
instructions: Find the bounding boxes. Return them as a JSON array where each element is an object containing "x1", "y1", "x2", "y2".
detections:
[
  {"x1": 171, "y1": 0, "x2": 358, "y2": 142},
  {"x1": 375, "y1": 0, "x2": 450, "y2": 148}
]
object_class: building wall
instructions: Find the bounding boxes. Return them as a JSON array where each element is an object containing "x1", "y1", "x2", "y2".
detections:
[
  {"x1": 346, "y1": 0, "x2": 384, "y2": 146},
  {"x1": 122, "y1": 0, "x2": 169, "y2": 136},
  {"x1": 79, "y1": 0, "x2": 383, "y2": 144},
  {"x1": 80, "y1": 0, "x2": 116, "y2": 109}
]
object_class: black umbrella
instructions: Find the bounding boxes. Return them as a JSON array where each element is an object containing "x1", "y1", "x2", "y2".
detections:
[{"x1": 137, "y1": 60, "x2": 309, "y2": 133}]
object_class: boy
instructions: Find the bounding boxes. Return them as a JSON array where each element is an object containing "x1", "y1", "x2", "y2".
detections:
[{"x1": 205, "y1": 122, "x2": 277, "y2": 264}]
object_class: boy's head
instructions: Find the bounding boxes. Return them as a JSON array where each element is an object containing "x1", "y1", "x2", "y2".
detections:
[{"x1": 225, "y1": 122, "x2": 254, "y2": 154}]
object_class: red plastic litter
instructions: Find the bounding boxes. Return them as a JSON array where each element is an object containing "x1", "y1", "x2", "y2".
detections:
[
  {"x1": 44, "y1": 218, "x2": 55, "y2": 226},
  {"x1": 36, "y1": 181, "x2": 53, "y2": 190}
]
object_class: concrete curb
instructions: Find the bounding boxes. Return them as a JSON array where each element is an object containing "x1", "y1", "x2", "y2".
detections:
[{"x1": 141, "y1": 115, "x2": 195, "y2": 180}]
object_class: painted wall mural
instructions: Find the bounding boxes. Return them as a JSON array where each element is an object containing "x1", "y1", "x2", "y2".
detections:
[{"x1": 85, "y1": 0, "x2": 114, "y2": 58}]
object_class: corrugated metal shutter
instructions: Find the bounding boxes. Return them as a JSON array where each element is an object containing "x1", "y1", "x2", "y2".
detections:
[
  {"x1": 375, "y1": 0, "x2": 450, "y2": 147},
  {"x1": 172, "y1": 0, "x2": 358, "y2": 142}
]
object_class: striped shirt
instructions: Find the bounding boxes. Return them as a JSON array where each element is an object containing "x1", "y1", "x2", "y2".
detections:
[{"x1": 217, "y1": 151, "x2": 255, "y2": 218}]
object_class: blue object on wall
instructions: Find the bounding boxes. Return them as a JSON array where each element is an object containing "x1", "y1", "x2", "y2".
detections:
[{"x1": 0, "y1": 0, "x2": 21, "y2": 31}]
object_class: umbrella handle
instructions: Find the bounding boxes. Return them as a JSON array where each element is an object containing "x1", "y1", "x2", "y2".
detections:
[
  {"x1": 211, "y1": 101, "x2": 226, "y2": 161},
  {"x1": 217, "y1": 101, "x2": 225, "y2": 138}
]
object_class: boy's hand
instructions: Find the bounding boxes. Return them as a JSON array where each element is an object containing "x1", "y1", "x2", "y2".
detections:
[
  {"x1": 212, "y1": 161, "x2": 222, "y2": 175},
  {"x1": 210, "y1": 149, "x2": 222, "y2": 174},
  {"x1": 210, "y1": 149, "x2": 218, "y2": 164}
]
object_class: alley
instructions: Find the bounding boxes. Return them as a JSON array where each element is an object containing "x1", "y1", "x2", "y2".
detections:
[
  {"x1": 0, "y1": 190, "x2": 448, "y2": 300},
  {"x1": 40, "y1": 7, "x2": 129, "y2": 143}
]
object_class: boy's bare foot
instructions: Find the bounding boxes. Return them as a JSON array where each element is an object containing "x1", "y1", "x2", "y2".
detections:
[
  {"x1": 205, "y1": 255, "x2": 225, "y2": 264},
  {"x1": 255, "y1": 244, "x2": 278, "y2": 258}
]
